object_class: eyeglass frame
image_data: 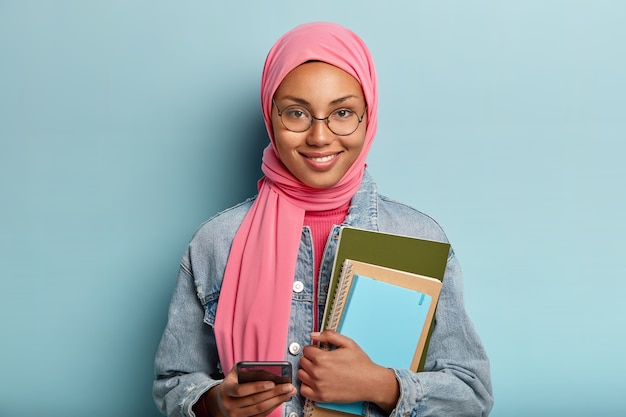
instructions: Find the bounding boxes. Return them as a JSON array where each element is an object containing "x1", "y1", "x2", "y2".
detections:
[{"x1": 272, "y1": 99, "x2": 367, "y2": 136}]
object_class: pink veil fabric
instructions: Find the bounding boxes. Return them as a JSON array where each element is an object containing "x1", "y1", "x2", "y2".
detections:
[{"x1": 214, "y1": 22, "x2": 378, "y2": 399}]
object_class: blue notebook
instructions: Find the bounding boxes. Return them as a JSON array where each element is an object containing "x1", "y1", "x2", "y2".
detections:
[{"x1": 314, "y1": 260, "x2": 442, "y2": 416}]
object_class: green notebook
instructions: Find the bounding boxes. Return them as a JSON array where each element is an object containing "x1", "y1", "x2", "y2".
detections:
[
  {"x1": 305, "y1": 228, "x2": 451, "y2": 417},
  {"x1": 322, "y1": 226, "x2": 451, "y2": 371}
]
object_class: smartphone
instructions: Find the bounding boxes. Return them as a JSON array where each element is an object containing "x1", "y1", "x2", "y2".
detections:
[{"x1": 236, "y1": 361, "x2": 292, "y2": 384}]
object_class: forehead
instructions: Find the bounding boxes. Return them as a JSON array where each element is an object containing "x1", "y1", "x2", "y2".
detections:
[{"x1": 273, "y1": 61, "x2": 364, "y2": 104}]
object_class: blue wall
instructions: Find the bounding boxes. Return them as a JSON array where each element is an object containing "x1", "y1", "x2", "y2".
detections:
[{"x1": 1, "y1": 1, "x2": 624, "y2": 416}]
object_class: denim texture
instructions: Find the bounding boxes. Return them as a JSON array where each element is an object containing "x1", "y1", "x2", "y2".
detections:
[{"x1": 153, "y1": 171, "x2": 493, "y2": 417}]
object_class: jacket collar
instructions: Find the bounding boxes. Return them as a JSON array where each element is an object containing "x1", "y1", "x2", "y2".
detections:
[{"x1": 344, "y1": 170, "x2": 378, "y2": 231}]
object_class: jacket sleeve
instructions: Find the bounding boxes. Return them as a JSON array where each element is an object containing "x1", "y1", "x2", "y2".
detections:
[
  {"x1": 386, "y1": 249, "x2": 494, "y2": 417},
  {"x1": 153, "y1": 251, "x2": 223, "y2": 417}
]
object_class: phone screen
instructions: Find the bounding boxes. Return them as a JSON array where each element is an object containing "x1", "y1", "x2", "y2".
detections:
[{"x1": 236, "y1": 361, "x2": 292, "y2": 384}]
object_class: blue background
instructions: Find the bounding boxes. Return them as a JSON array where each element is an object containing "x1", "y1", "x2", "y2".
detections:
[{"x1": 1, "y1": 1, "x2": 624, "y2": 416}]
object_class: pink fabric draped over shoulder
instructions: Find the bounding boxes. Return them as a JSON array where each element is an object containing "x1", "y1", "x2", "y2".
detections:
[{"x1": 214, "y1": 22, "x2": 378, "y2": 392}]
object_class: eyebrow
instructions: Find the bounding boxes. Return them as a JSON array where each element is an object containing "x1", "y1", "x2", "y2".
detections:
[{"x1": 279, "y1": 94, "x2": 361, "y2": 107}]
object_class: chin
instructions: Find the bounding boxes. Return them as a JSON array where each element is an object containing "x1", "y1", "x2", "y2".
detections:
[
  {"x1": 301, "y1": 178, "x2": 342, "y2": 189},
  {"x1": 292, "y1": 166, "x2": 348, "y2": 189}
]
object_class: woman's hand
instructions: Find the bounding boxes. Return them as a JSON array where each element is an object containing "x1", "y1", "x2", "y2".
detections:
[
  {"x1": 298, "y1": 331, "x2": 400, "y2": 414},
  {"x1": 204, "y1": 366, "x2": 297, "y2": 417}
]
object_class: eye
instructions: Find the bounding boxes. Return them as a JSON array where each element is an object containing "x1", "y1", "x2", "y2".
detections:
[
  {"x1": 283, "y1": 107, "x2": 310, "y2": 120},
  {"x1": 331, "y1": 108, "x2": 356, "y2": 120}
]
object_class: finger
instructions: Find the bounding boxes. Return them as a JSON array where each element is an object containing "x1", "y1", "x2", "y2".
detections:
[
  {"x1": 245, "y1": 400, "x2": 283, "y2": 417},
  {"x1": 310, "y1": 330, "x2": 354, "y2": 348},
  {"x1": 219, "y1": 383, "x2": 296, "y2": 417},
  {"x1": 300, "y1": 347, "x2": 312, "y2": 361},
  {"x1": 220, "y1": 367, "x2": 243, "y2": 397},
  {"x1": 237, "y1": 381, "x2": 278, "y2": 397},
  {"x1": 223, "y1": 366, "x2": 279, "y2": 399},
  {"x1": 239, "y1": 384, "x2": 297, "y2": 415}
]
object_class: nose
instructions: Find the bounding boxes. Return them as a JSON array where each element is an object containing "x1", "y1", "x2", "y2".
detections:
[{"x1": 306, "y1": 118, "x2": 333, "y2": 146}]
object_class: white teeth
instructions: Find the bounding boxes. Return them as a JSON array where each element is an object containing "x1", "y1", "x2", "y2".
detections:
[{"x1": 309, "y1": 154, "x2": 336, "y2": 163}]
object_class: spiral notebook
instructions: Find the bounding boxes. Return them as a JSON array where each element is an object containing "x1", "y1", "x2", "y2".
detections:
[
  {"x1": 307, "y1": 259, "x2": 443, "y2": 417},
  {"x1": 323, "y1": 227, "x2": 450, "y2": 370}
]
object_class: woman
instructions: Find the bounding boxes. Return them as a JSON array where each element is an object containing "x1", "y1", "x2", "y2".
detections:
[{"x1": 153, "y1": 22, "x2": 493, "y2": 417}]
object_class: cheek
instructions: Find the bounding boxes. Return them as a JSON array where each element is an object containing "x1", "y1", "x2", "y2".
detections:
[
  {"x1": 347, "y1": 131, "x2": 367, "y2": 155},
  {"x1": 272, "y1": 131, "x2": 299, "y2": 165}
]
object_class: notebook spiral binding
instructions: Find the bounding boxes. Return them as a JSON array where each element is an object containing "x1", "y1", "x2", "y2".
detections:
[
  {"x1": 303, "y1": 398, "x2": 315, "y2": 417},
  {"x1": 326, "y1": 260, "x2": 354, "y2": 332},
  {"x1": 303, "y1": 260, "x2": 355, "y2": 417}
]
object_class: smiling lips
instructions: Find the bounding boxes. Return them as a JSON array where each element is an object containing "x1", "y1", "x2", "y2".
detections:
[
  {"x1": 308, "y1": 153, "x2": 339, "y2": 163},
  {"x1": 302, "y1": 152, "x2": 342, "y2": 168}
]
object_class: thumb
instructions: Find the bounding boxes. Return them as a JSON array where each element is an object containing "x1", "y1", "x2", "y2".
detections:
[{"x1": 310, "y1": 330, "x2": 354, "y2": 348}]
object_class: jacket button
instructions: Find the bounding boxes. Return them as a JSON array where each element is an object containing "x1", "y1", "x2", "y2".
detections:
[
  {"x1": 288, "y1": 342, "x2": 301, "y2": 355},
  {"x1": 293, "y1": 281, "x2": 304, "y2": 293}
]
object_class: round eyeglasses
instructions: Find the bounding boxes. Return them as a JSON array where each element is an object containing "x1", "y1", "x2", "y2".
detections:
[{"x1": 273, "y1": 100, "x2": 366, "y2": 136}]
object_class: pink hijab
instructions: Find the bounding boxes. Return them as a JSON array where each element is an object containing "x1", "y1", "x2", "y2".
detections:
[{"x1": 214, "y1": 22, "x2": 378, "y2": 381}]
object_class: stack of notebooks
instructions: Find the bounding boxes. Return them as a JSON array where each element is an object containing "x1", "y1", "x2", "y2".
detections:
[{"x1": 304, "y1": 227, "x2": 450, "y2": 417}]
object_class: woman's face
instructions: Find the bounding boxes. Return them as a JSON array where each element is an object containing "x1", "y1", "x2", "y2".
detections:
[{"x1": 272, "y1": 61, "x2": 367, "y2": 189}]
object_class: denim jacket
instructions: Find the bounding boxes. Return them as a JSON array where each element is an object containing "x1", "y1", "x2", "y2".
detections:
[{"x1": 153, "y1": 172, "x2": 493, "y2": 417}]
